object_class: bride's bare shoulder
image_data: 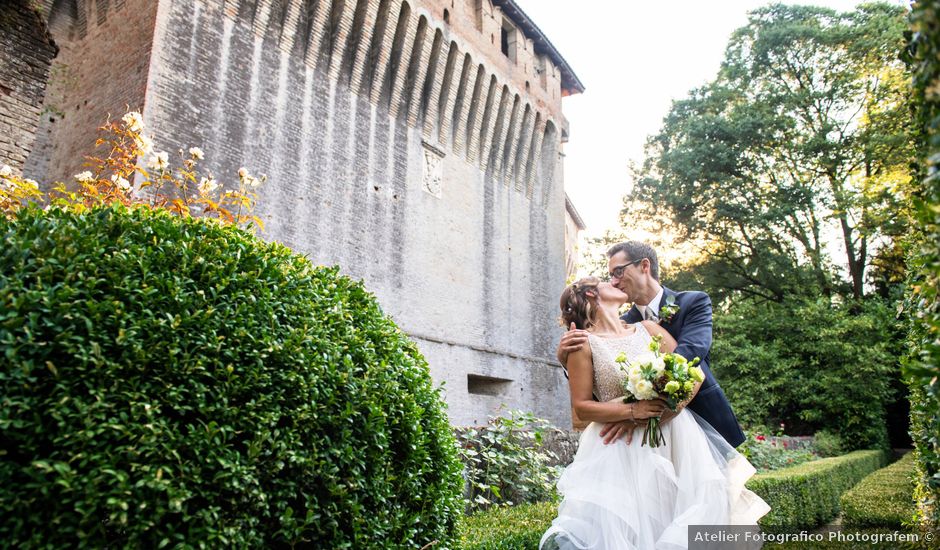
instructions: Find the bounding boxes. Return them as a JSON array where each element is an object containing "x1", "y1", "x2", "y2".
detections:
[{"x1": 568, "y1": 336, "x2": 594, "y2": 364}]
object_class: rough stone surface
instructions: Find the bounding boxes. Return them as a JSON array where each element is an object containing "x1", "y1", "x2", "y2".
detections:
[
  {"x1": 542, "y1": 428, "x2": 581, "y2": 467},
  {"x1": 0, "y1": 2, "x2": 57, "y2": 174},
  {"x1": 26, "y1": 0, "x2": 157, "y2": 184},
  {"x1": 22, "y1": 0, "x2": 576, "y2": 427}
]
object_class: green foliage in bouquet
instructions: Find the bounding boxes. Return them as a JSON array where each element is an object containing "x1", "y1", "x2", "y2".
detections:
[
  {"x1": 617, "y1": 335, "x2": 704, "y2": 447},
  {"x1": 0, "y1": 205, "x2": 464, "y2": 547}
]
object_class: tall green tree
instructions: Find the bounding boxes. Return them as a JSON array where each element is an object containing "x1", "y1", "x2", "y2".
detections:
[{"x1": 632, "y1": 3, "x2": 913, "y2": 302}]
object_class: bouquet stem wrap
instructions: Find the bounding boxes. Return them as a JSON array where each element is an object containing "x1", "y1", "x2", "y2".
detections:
[{"x1": 644, "y1": 416, "x2": 666, "y2": 447}]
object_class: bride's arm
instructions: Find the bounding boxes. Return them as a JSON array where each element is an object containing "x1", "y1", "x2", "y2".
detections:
[{"x1": 567, "y1": 344, "x2": 666, "y2": 423}]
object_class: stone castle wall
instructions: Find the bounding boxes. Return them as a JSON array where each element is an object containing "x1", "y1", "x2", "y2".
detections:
[
  {"x1": 0, "y1": 2, "x2": 57, "y2": 174},
  {"x1": 23, "y1": 0, "x2": 575, "y2": 427},
  {"x1": 26, "y1": 0, "x2": 158, "y2": 183}
]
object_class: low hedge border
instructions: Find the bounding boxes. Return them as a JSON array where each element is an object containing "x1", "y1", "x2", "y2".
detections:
[
  {"x1": 458, "y1": 501, "x2": 556, "y2": 550},
  {"x1": 748, "y1": 449, "x2": 887, "y2": 531},
  {"x1": 841, "y1": 452, "x2": 916, "y2": 528},
  {"x1": 457, "y1": 450, "x2": 889, "y2": 547}
]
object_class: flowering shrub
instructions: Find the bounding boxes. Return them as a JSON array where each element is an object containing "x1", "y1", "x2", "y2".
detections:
[
  {"x1": 0, "y1": 114, "x2": 464, "y2": 547},
  {"x1": 739, "y1": 428, "x2": 846, "y2": 472},
  {"x1": 740, "y1": 437, "x2": 817, "y2": 473},
  {"x1": 0, "y1": 111, "x2": 264, "y2": 228},
  {"x1": 456, "y1": 410, "x2": 562, "y2": 512}
]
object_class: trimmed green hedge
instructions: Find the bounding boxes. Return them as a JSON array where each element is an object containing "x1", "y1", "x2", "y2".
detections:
[
  {"x1": 841, "y1": 452, "x2": 916, "y2": 528},
  {"x1": 0, "y1": 205, "x2": 464, "y2": 547},
  {"x1": 747, "y1": 450, "x2": 887, "y2": 531},
  {"x1": 905, "y1": 0, "x2": 940, "y2": 529},
  {"x1": 458, "y1": 451, "x2": 891, "y2": 546},
  {"x1": 458, "y1": 501, "x2": 556, "y2": 550}
]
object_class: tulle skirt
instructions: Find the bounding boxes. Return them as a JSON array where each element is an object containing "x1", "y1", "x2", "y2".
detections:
[{"x1": 540, "y1": 410, "x2": 770, "y2": 550}]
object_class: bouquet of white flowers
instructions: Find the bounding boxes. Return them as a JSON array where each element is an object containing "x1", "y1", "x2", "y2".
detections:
[{"x1": 616, "y1": 335, "x2": 705, "y2": 447}]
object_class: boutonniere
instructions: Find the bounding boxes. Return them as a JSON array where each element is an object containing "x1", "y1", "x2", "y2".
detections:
[{"x1": 658, "y1": 295, "x2": 680, "y2": 324}]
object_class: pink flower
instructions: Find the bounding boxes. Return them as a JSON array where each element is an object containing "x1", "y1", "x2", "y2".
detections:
[{"x1": 756, "y1": 435, "x2": 766, "y2": 441}]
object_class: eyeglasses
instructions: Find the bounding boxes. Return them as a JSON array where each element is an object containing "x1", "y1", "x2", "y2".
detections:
[{"x1": 607, "y1": 258, "x2": 644, "y2": 280}]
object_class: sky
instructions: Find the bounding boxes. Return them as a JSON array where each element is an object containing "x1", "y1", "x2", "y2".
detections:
[{"x1": 513, "y1": 0, "x2": 898, "y2": 243}]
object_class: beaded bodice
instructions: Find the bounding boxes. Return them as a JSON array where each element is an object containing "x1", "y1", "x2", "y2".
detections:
[{"x1": 588, "y1": 324, "x2": 653, "y2": 402}]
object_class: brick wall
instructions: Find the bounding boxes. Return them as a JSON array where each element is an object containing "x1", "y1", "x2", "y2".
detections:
[
  {"x1": 0, "y1": 2, "x2": 57, "y2": 174},
  {"x1": 26, "y1": 0, "x2": 159, "y2": 183},
  {"x1": 139, "y1": 0, "x2": 572, "y2": 427},
  {"x1": 11, "y1": 0, "x2": 576, "y2": 427}
]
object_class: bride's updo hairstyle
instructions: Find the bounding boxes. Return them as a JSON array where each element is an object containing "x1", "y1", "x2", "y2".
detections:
[{"x1": 559, "y1": 276, "x2": 601, "y2": 329}]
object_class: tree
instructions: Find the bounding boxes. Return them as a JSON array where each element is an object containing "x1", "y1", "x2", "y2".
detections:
[{"x1": 631, "y1": 3, "x2": 913, "y2": 302}]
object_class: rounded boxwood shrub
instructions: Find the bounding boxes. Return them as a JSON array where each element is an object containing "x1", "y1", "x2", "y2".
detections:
[{"x1": 0, "y1": 205, "x2": 464, "y2": 547}]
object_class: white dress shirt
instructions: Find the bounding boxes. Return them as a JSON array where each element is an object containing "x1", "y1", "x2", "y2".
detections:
[{"x1": 636, "y1": 287, "x2": 664, "y2": 321}]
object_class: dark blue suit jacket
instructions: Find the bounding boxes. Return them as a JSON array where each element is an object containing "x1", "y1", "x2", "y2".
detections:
[{"x1": 623, "y1": 287, "x2": 746, "y2": 448}]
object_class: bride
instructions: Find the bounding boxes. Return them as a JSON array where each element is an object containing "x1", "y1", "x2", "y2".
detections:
[{"x1": 541, "y1": 277, "x2": 769, "y2": 550}]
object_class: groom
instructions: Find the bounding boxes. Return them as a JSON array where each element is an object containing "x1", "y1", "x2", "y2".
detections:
[{"x1": 556, "y1": 241, "x2": 746, "y2": 448}]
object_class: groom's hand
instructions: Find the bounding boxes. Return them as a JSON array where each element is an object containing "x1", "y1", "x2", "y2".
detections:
[
  {"x1": 556, "y1": 322, "x2": 589, "y2": 366},
  {"x1": 599, "y1": 420, "x2": 648, "y2": 445}
]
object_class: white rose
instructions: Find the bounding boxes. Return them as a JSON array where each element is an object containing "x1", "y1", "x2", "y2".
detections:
[
  {"x1": 0, "y1": 165, "x2": 12, "y2": 178},
  {"x1": 198, "y1": 176, "x2": 218, "y2": 195},
  {"x1": 631, "y1": 352, "x2": 657, "y2": 369},
  {"x1": 147, "y1": 151, "x2": 169, "y2": 171},
  {"x1": 111, "y1": 174, "x2": 131, "y2": 192},
  {"x1": 188, "y1": 147, "x2": 204, "y2": 160},
  {"x1": 122, "y1": 111, "x2": 144, "y2": 132},
  {"x1": 628, "y1": 366, "x2": 643, "y2": 383},
  {"x1": 74, "y1": 171, "x2": 94, "y2": 183},
  {"x1": 238, "y1": 167, "x2": 248, "y2": 178},
  {"x1": 651, "y1": 356, "x2": 666, "y2": 375},
  {"x1": 135, "y1": 133, "x2": 154, "y2": 155},
  {"x1": 634, "y1": 379, "x2": 656, "y2": 400}
]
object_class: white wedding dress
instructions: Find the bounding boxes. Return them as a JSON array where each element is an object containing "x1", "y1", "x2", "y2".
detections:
[{"x1": 541, "y1": 324, "x2": 770, "y2": 550}]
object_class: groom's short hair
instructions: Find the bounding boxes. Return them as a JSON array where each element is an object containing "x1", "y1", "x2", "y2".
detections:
[{"x1": 607, "y1": 241, "x2": 660, "y2": 281}]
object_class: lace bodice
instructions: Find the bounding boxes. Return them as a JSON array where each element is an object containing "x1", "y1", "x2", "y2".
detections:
[{"x1": 588, "y1": 324, "x2": 653, "y2": 402}]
